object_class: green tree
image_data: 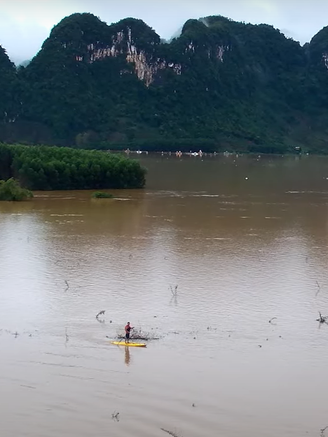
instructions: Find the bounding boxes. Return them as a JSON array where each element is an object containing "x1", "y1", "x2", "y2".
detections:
[{"x1": 0, "y1": 178, "x2": 33, "y2": 201}]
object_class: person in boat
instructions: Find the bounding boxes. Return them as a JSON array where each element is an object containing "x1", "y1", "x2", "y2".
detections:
[{"x1": 125, "y1": 322, "x2": 134, "y2": 343}]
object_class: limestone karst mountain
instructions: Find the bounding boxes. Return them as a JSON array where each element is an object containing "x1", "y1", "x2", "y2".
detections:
[{"x1": 1, "y1": 13, "x2": 328, "y2": 152}]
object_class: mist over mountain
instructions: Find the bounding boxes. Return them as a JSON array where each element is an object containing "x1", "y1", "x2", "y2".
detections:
[{"x1": 1, "y1": 13, "x2": 328, "y2": 153}]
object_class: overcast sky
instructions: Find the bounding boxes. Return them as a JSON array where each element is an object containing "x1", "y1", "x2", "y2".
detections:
[{"x1": 1, "y1": 0, "x2": 328, "y2": 64}]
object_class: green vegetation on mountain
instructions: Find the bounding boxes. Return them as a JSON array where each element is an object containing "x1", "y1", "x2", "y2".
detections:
[
  {"x1": 0, "y1": 144, "x2": 146, "y2": 190},
  {"x1": 1, "y1": 13, "x2": 328, "y2": 152},
  {"x1": 0, "y1": 45, "x2": 18, "y2": 124}
]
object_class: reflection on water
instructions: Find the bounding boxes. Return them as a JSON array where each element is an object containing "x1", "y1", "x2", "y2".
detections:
[
  {"x1": 125, "y1": 347, "x2": 131, "y2": 366},
  {"x1": 1, "y1": 154, "x2": 328, "y2": 437}
]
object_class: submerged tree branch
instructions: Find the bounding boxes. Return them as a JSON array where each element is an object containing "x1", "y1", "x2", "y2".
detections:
[
  {"x1": 161, "y1": 428, "x2": 179, "y2": 437},
  {"x1": 316, "y1": 312, "x2": 328, "y2": 325},
  {"x1": 170, "y1": 285, "x2": 178, "y2": 297},
  {"x1": 320, "y1": 425, "x2": 328, "y2": 437},
  {"x1": 96, "y1": 310, "x2": 105, "y2": 319}
]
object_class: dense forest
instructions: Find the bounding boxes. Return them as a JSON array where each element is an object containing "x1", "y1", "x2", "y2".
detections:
[
  {"x1": 1, "y1": 13, "x2": 328, "y2": 153},
  {"x1": 0, "y1": 144, "x2": 146, "y2": 190}
]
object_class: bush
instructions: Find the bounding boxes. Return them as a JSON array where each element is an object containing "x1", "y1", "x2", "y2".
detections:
[
  {"x1": 0, "y1": 178, "x2": 33, "y2": 201},
  {"x1": 0, "y1": 143, "x2": 147, "y2": 190},
  {"x1": 92, "y1": 191, "x2": 114, "y2": 198}
]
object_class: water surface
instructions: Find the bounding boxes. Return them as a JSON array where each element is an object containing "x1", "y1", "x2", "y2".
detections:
[{"x1": 1, "y1": 154, "x2": 328, "y2": 437}]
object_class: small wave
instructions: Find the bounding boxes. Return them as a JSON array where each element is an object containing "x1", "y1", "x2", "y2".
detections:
[
  {"x1": 191, "y1": 194, "x2": 220, "y2": 198},
  {"x1": 265, "y1": 216, "x2": 281, "y2": 220},
  {"x1": 50, "y1": 214, "x2": 83, "y2": 217},
  {"x1": 286, "y1": 190, "x2": 328, "y2": 194},
  {"x1": 205, "y1": 237, "x2": 231, "y2": 241}
]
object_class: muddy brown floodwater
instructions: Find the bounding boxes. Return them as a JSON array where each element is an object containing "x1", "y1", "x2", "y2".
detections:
[{"x1": 1, "y1": 154, "x2": 328, "y2": 437}]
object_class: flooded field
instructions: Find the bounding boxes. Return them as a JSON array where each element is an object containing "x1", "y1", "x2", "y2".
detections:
[{"x1": 1, "y1": 154, "x2": 328, "y2": 437}]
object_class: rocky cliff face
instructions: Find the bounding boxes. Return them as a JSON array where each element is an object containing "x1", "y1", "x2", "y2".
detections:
[{"x1": 84, "y1": 27, "x2": 182, "y2": 86}]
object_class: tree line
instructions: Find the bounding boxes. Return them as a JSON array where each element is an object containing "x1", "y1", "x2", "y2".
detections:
[{"x1": 0, "y1": 144, "x2": 146, "y2": 190}]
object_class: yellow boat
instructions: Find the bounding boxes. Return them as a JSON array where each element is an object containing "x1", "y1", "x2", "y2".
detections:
[{"x1": 111, "y1": 341, "x2": 146, "y2": 348}]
